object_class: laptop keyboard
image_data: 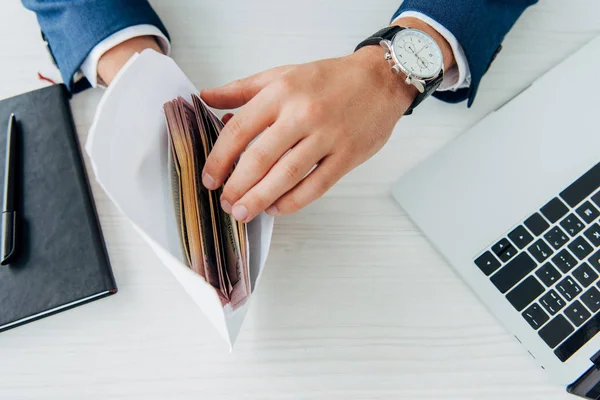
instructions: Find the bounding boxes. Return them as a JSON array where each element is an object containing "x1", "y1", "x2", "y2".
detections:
[{"x1": 474, "y1": 162, "x2": 600, "y2": 362}]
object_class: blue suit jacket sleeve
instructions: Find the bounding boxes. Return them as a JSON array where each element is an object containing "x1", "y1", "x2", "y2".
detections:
[
  {"x1": 22, "y1": 0, "x2": 169, "y2": 91},
  {"x1": 393, "y1": 0, "x2": 537, "y2": 106}
]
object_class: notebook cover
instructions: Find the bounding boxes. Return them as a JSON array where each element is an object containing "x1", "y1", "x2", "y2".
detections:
[{"x1": 0, "y1": 84, "x2": 116, "y2": 331}]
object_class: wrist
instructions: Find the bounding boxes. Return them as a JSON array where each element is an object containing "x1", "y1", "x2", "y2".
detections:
[
  {"x1": 97, "y1": 35, "x2": 162, "y2": 86},
  {"x1": 350, "y1": 19, "x2": 456, "y2": 116},
  {"x1": 349, "y1": 44, "x2": 419, "y2": 117}
]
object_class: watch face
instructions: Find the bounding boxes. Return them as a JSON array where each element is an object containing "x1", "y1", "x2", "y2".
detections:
[{"x1": 392, "y1": 28, "x2": 443, "y2": 79}]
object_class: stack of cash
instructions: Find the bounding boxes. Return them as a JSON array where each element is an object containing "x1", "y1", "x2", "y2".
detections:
[{"x1": 164, "y1": 95, "x2": 250, "y2": 309}]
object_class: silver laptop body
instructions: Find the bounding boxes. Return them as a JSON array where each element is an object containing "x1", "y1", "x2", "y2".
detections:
[{"x1": 392, "y1": 36, "x2": 600, "y2": 396}]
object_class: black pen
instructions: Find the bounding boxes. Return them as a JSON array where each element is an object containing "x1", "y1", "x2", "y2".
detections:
[{"x1": 1, "y1": 114, "x2": 19, "y2": 265}]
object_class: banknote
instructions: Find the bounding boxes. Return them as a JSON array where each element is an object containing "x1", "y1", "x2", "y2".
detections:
[{"x1": 164, "y1": 95, "x2": 250, "y2": 309}]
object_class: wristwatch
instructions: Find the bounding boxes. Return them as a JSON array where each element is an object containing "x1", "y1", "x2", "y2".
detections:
[{"x1": 355, "y1": 26, "x2": 444, "y2": 115}]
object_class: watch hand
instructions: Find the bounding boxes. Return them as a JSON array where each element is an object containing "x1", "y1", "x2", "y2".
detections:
[
  {"x1": 415, "y1": 45, "x2": 428, "y2": 57},
  {"x1": 416, "y1": 55, "x2": 428, "y2": 68}
]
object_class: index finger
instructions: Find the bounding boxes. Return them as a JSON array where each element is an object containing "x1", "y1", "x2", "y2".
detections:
[{"x1": 202, "y1": 88, "x2": 278, "y2": 190}]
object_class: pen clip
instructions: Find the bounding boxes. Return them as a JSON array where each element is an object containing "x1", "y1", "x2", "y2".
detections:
[{"x1": 1, "y1": 211, "x2": 17, "y2": 265}]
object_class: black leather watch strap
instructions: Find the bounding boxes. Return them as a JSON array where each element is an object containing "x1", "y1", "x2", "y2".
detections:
[
  {"x1": 404, "y1": 73, "x2": 443, "y2": 115},
  {"x1": 355, "y1": 26, "x2": 443, "y2": 115},
  {"x1": 354, "y1": 26, "x2": 404, "y2": 52}
]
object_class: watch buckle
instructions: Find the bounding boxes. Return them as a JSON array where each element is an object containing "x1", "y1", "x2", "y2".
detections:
[
  {"x1": 412, "y1": 79, "x2": 426, "y2": 93},
  {"x1": 405, "y1": 74, "x2": 426, "y2": 93}
]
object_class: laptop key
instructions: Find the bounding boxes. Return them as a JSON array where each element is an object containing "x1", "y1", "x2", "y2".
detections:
[
  {"x1": 541, "y1": 198, "x2": 569, "y2": 223},
  {"x1": 525, "y1": 213, "x2": 550, "y2": 236},
  {"x1": 564, "y1": 300, "x2": 591, "y2": 327},
  {"x1": 492, "y1": 238, "x2": 509, "y2": 256},
  {"x1": 536, "y1": 262, "x2": 562, "y2": 287},
  {"x1": 490, "y1": 252, "x2": 537, "y2": 293},
  {"x1": 576, "y1": 201, "x2": 600, "y2": 224},
  {"x1": 508, "y1": 225, "x2": 533, "y2": 249},
  {"x1": 506, "y1": 276, "x2": 544, "y2": 311},
  {"x1": 492, "y1": 238, "x2": 517, "y2": 262},
  {"x1": 581, "y1": 287, "x2": 600, "y2": 313},
  {"x1": 499, "y1": 245, "x2": 517, "y2": 262},
  {"x1": 592, "y1": 190, "x2": 600, "y2": 209},
  {"x1": 561, "y1": 214, "x2": 586, "y2": 237},
  {"x1": 584, "y1": 223, "x2": 600, "y2": 247},
  {"x1": 539, "y1": 314, "x2": 574, "y2": 349},
  {"x1": 556, "y1": 276, "x2": 582, "y2": 301},
  {"x1": 552, "y1": 249, "x2": 578, "y2": 273},
  {"x1": 474, "y1": 251, "x2": 501, "y2": 276},
  {"x1": 560, "y1": 162, "x2": 600, "y2": 208},
  {"x1": 528, "y1": 239, "x2": 554, "y2": 263},
  {"x1": 572, "y1": 262, "x2": 598, "y2": 288},
  {"x1": 522, "y1": 303, "x2": 549, "y2": 330},
  {"x1": 544, "y1": 226, "x2": 569, "y2": 250},
  {"x1": 540, "y1": 290, "x2": 566, "y2": 315},
  {"x1": 555, "y1": 312, "x2": 600, "y2": 362},
  {"x1": 568, "y1": 237, "x2": 594, "y2": 260},
  {"x1": 588, "y1": 250, "x2": 600, "y2": 273}
]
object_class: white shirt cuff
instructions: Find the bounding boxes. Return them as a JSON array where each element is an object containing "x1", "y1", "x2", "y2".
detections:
[
  {"x1": 393, "y1": 11, "x2": 471, "y2": 92},
  {"x1": 80, "y1": 24, "x2": 171, "y2": 88}
]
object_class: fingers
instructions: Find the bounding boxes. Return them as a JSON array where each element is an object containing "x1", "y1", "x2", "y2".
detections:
[
  {"x1": 229, "y1": 137, "x2": 329, "y2": 222},
  {"x1": 201, "y1": 66, "x2": 292, "y2": 110},
  {"x1": 220, "y1": 120, "x2": 304, "y2": 214},
  {"x1": 202, "y1": 87, "x2": 278, "y2": 190},
  {"x1": 267, "y1": 154, "x2": 347, "y2": 216},
  {"x1": 221, "y1": 113, "x2": 234, "y2": 125}
]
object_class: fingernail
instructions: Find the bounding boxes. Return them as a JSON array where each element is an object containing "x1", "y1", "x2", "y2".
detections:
[
  {"x1": 266, "y1": 205, "x2": 279, "y2": 216},
  {"x1": 221, "y1": 199, "x2": 232, "y2": 214},
  {"x1": 232, "y1": 205, "x2": 248, "y2": 222},
  {"x1": 202, "y1": 173, "x2": 217, "y2": 190}
]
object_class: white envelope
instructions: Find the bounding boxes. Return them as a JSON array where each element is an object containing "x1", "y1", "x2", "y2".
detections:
[{"x1": 86, "y1": 50, "x2": 274, "y2": 348}]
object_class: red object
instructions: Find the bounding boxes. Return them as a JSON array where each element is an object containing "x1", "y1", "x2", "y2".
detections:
[{"x1": 37, "y1": 72, "x2": 57, "y2": 85}]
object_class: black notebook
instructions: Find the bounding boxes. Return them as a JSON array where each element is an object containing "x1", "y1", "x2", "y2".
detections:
[{"x1": 0, "y1": 84, "x2": 116, "y2": 332}]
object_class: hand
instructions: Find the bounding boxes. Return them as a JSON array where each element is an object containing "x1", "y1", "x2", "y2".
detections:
[
  {"x1": 415, "y1": 44, "x2": 428, "y2": 57},
  {"x1": 416, "y1": 55, "x2": 429, "y2": 69},
  {"x1": 405, "y1": 42, "x2": 416, "y2": 53},
  {"x1": 200, "y1": 46, "x2": 418, "y2": 222}
]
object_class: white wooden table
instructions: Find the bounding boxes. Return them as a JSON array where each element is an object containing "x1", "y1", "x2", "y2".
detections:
[{"x1": 1, "y1": 1, "x2": 599, "y2": 399}]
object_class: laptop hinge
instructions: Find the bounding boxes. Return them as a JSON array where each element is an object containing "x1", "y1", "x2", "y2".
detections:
[
  {"x1": 568, "y1": 361, "x2": 600, "y2": 400},
  {"x1": 591, "y1": 350, "x2": 600, "y2": 368}
]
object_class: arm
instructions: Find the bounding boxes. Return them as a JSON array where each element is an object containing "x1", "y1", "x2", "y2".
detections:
[
  {"x1": 199, "y1": 15, "x2": 456, "y2": 222},
  {"x1": 22, "y1": 0, "x2": 169, "y2": 90},
  {"x1": 394, "y1": 0, "x2": 538, "y2": 105},
  {"x1": 96, "y1": 35, "x2": 162, "y2": 86},
  {"x1": 199, "y1": 1, "x2": 537, "y2": 222}
]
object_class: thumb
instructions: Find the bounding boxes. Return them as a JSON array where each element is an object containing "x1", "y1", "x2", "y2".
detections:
[{"x1": 201, "y1": 65, "x2": 294, "y2": 110}]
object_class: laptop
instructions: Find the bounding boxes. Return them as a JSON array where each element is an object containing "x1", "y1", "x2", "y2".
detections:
[{"x1": 392, "y1": 35, "x2": 600, "y2": 398}]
